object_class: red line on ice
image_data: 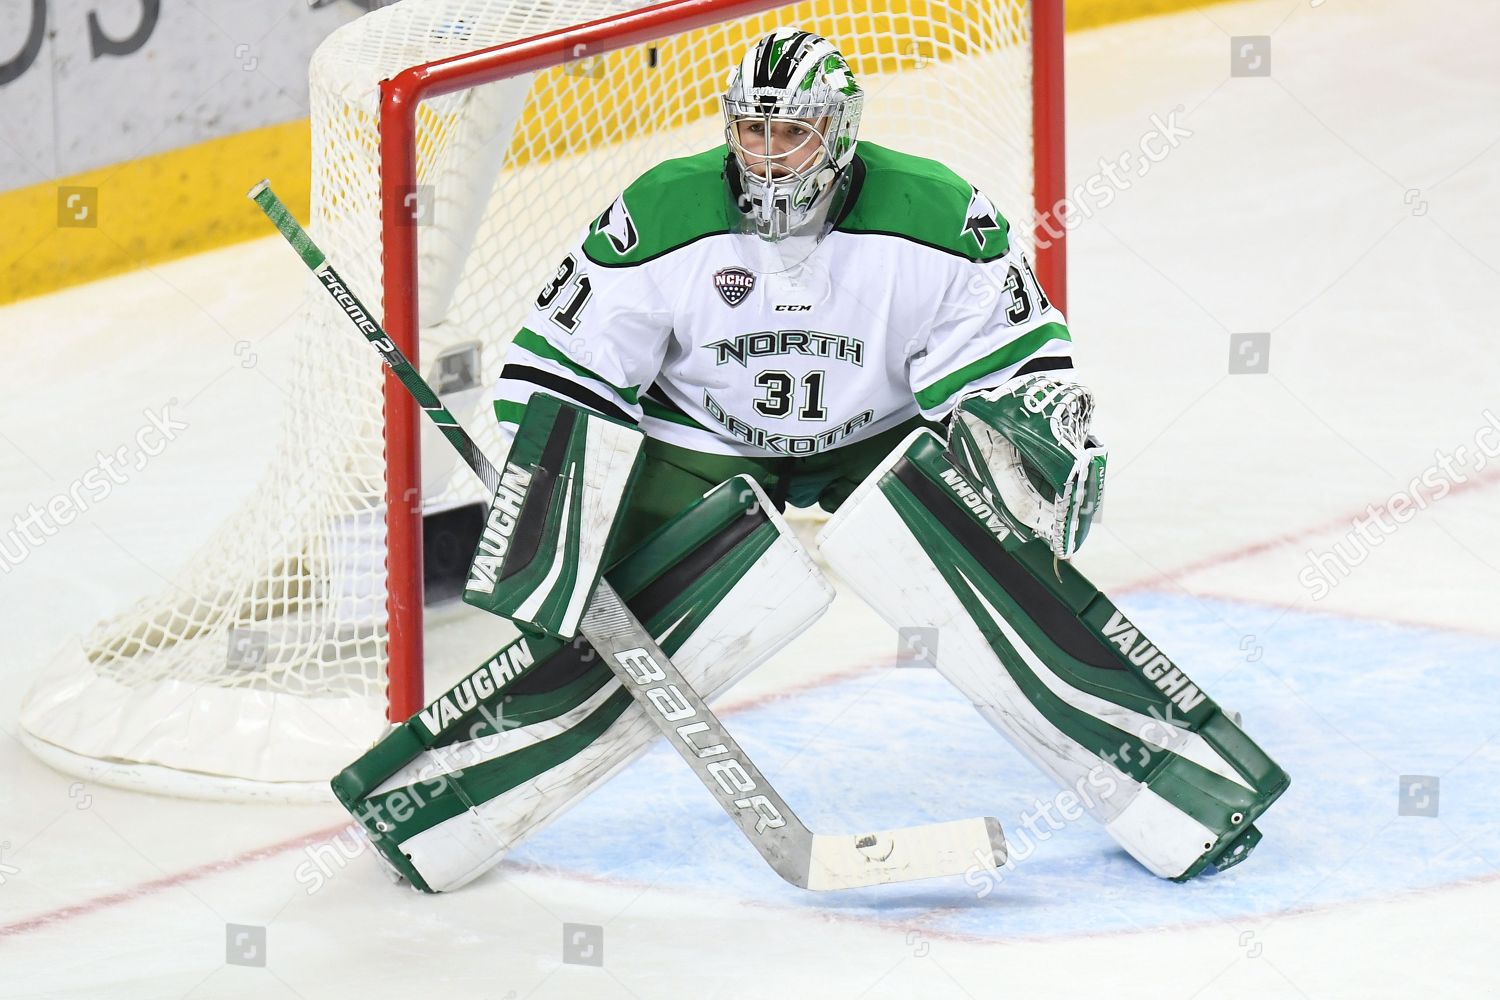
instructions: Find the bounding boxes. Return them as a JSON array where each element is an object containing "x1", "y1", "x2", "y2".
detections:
[
  {"x1": 0, "y1": 823, "x2": 348, "y2": 938},
  {"x1": 1116, "y1": 462, "x2": 1500, "y2": 593},
  {"x1": 15, "y1": 466, "x2": 1500, "y2": 939},
  {"x1": 0, "y1": 660, "x2": 880, "y2": 938}
]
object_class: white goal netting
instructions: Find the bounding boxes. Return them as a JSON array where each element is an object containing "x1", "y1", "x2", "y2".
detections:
[{"x1": 20, "y1": 0, "x2": 1042, "y2": 799}]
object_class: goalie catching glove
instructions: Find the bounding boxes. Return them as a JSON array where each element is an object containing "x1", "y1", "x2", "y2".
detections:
[{"x1": 946, "y1": 373, "x2": 1108, "y2": 559}]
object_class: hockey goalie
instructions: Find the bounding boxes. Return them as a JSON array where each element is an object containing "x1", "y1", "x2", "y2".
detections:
[{"x1": 332, "y1": 28, "x2": 1289, "y2": 892}]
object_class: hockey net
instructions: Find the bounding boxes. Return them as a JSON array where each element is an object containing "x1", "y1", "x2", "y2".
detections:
[{"x1": 20, "y1": 0, "x2": 1064, "y2": 799}]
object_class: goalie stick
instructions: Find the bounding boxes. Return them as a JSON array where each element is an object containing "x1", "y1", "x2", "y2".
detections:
[{"x1": 250, "y1": 180, "x2": 1006, "y2": 890}]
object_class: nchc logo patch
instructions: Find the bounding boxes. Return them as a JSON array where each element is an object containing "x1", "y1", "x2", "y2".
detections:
[{"x1": 713, "y1": 266, "x2": 756, "y2": 307}]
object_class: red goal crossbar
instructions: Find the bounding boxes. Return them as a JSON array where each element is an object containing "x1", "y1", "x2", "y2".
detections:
[{"x1": 377, "y1": 0, "x2": 1066, "y2": 718}]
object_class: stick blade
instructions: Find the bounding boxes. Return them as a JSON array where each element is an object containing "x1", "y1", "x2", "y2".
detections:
[{"x1": 800, "y1": 817, "x2": 1007, "y2": 891}]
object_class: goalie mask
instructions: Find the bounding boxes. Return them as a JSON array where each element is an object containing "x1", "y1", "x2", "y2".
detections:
[{"x1": 723, "y1": 29, "x2": 864, "y2": 242}]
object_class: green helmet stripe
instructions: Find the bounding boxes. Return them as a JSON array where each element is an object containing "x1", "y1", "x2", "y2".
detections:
[{"x1": 767, "y1": 37, "x2": 787, "y2": 75}]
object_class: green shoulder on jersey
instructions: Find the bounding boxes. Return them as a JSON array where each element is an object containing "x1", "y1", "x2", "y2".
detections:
[
  {"x1": 580, "y1": 142, "x2": 1011, "y2": 267},
  {"x1": 581, "y1": 147, "x2": 738, "y2": 267},
  {"x1": 834, "y1": 143, "x2": 1012, "y2": 263}
]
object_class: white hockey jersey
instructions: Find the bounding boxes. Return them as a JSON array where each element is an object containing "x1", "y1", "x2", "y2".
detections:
[{"x1": 494, "y1": 142, "x2": 1073, "y2": 458}]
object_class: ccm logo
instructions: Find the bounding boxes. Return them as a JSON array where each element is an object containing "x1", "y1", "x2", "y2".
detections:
[{"x1": 773, "y1": 304, "x2": 813, "y2": 312}]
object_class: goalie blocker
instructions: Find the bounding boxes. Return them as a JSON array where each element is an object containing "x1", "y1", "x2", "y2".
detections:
[
  {"x1": 461, "y1": 392, "x2": 644, "y2": 640},
  {"x1": 817, "y1": 430, "x2": 1289, "y2": 880}
]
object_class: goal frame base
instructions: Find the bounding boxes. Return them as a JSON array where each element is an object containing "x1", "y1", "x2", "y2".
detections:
[{"x1": 20, "y1": 730, "x2": 337, "y2": 804}]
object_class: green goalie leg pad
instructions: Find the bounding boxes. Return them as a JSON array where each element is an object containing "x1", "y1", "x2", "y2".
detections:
[
  {"x1": 333, "y1": 474, "x2": 833, "y2": 892},
  {"x1": 817, "y1": 430, "x2": 1289, "y2": 881}
]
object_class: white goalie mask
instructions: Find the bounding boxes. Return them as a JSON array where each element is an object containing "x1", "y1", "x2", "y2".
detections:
[{"x1": 722, "y1": 29, "x2": 864, "y2": 242}]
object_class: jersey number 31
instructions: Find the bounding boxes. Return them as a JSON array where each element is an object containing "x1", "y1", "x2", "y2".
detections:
[
  {"x1": 753, "y1": 370, "x2": 828, "y2": 420},
  {"x1": 536, "y1": 254, "x2": 594, "y2": 332}
]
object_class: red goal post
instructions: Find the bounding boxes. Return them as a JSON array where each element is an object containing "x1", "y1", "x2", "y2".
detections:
[{"x1": 377, "y1": 0, "x2": 1067, "y2": 718}]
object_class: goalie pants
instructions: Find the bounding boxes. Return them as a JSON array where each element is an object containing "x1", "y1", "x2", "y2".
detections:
[{"x1": 612, "y1": 415, "x2": 945, "y2": 556}]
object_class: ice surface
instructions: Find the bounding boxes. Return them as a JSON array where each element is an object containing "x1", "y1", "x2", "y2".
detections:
[{"x1": 3, "y1": 0, "x2": 1499, "y2": 996}]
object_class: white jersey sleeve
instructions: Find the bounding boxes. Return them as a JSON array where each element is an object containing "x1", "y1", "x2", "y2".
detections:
[
  {"x1": 493, "y1": 205, "x2": 674, "y2": 438},
  {"x1": 909, "y1": 240, "x2": 1073, "y2": 421}
]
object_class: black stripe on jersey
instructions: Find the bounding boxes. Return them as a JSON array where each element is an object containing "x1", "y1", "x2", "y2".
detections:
[
  {"x1": 1014, "y1": 356, "x2": 1074, "y2": 377},
  {"x1": 837, "y1": 226, "x2": 1013, "y2": 262},
  {"x1": 642, "y1": 382, "x2": 689, "y2": 417},
  {"x1": 583, "y1": 227, "x2": 728, "y2": 269},
  {"x1": 500, "y1": 364, "x2": 634, "y2": 424}
]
